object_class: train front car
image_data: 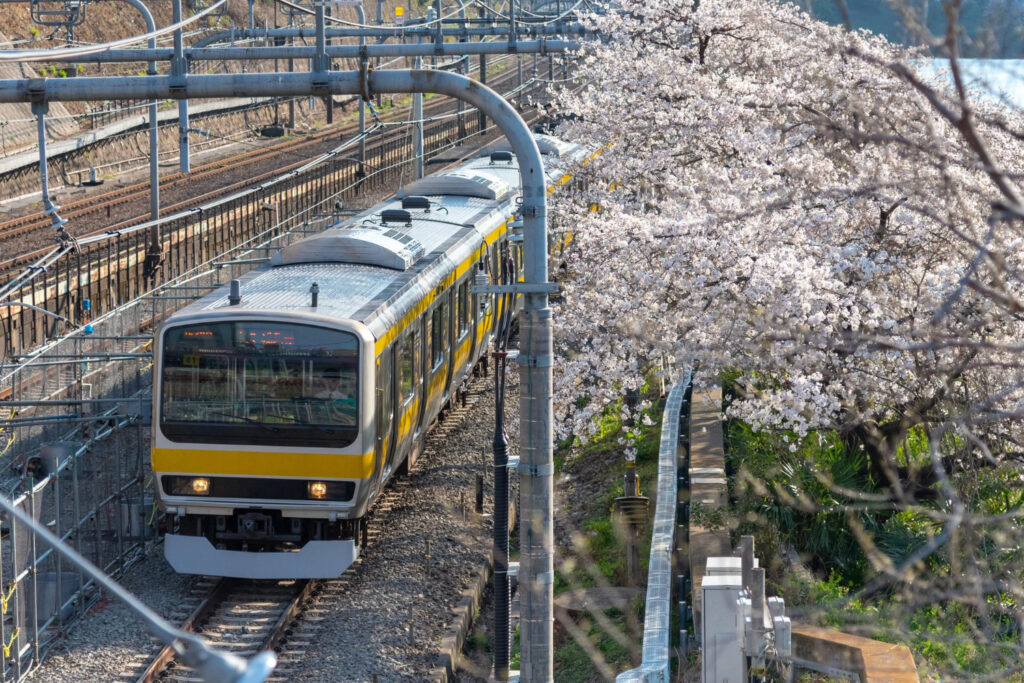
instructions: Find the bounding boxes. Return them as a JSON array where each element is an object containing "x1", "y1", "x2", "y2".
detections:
[
  {"x1": 153, "y1": 309, "x2": 375, "y2": 579},
  {"x1": 151, "y1": 133, "x2": 589, "y2": 580}
]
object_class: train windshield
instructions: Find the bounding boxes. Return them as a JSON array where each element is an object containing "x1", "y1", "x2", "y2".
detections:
[{"x1": 160, "y1": 321, "x2": 360, "y2": 447}]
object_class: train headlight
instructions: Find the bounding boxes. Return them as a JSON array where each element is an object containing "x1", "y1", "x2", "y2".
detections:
[
  {"x1": 164, "y1": 475, "x2": 213, "y2": 496},
  {"x1": 307, "y1": 481, "x2": 328, "y2": 500}
]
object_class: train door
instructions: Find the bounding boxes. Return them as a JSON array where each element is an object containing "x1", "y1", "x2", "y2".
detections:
[
  {"x1": 453, "y1": 278, "x2": 472, "y2": 379},
  {"x1": 426, "y1": 297, "x2": 450, "y2": 422},
  {"x1": 373, "y1": 350, "x2": 395, "y2": 490},
  {"x1": 444, "y1": 286, "x2": 458, "y2": 395},
  {"x1": 415, "y1": 316, "x2": 427, "y2": 435},
  {"x1": 490, "y1": 241, "x2": 501, "y2": 334},
  {"x1": 475, "y1": 251, "x2": 493, "y2": 353},
  {"x1": 392, "y1": 328, "x2": 421, "y2": 474}
]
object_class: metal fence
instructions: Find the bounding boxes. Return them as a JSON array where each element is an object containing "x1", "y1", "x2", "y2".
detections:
[
  {"x1": 617, "y1": 371, "x2": 692, "y2": 683},
  {"x1": 0, "y1": 296, "x2": 155, "y2": 680},
  {"x1": 0, "y1": 89, "x2": 536, "y2": 679}
]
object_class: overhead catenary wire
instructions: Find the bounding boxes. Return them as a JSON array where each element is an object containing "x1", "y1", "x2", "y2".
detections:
[{"x1": 0, "y1": 64, "x2": 569, "y2": 353}]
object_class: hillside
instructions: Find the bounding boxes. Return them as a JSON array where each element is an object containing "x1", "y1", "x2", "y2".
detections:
[{"x1": 799, "y1": 0, "x2": 1024, "y2": 56}]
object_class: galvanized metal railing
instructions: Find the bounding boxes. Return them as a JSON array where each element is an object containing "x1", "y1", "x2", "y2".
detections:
[{"x1": 617, "y1": 370, "x2": 691, "y2": 683}]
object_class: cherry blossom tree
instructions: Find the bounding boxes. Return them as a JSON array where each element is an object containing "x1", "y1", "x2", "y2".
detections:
[
  {"x1": 548, "y1": 0, "x2": 1024, "y2": 671},
  {"x1": 552, "y1": 0, "x2": 1024, "y2": 478}
]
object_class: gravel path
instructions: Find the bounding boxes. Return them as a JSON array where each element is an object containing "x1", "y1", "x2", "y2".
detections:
[
  {"x1": 26, "y1": 364, "x2": 518, "y2": 683},
  {"x1": 27, "y1": 553, "x2": 197, "y2": 682}
]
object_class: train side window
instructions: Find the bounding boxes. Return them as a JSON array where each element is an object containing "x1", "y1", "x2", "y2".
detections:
[
  {"x1": 480, "y1": 257, "x2": 492, "y2": 313},
  {"x1": 431, "y1": 306, "x2": 445, "y2": 370},
  {"x1": 399, "y1": 334, "x2": 414, "y2": 404},
  {"x1": 457, "y1": 281, "x2": 469, "y2": 338},
  {"x1": 412, "y1": 329, "x2": 421, "y2": 391}
]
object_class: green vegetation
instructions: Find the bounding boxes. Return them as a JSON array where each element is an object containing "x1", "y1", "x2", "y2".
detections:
[
  {"x1": 465, "y1": 630, "x2": 491, "y2": 654},
  {"x1": 552, "y1": 381, "x2": 664, "y2": 678},
  {"x1": 725, "y1": 381, "x2": 1024, "y2": 680},
  {"x1": 554, "y1": 608, "x2": 634, "y2": 683},
  {"x1": 510, "y1": 625, "x2": 520, "y2": 669}
]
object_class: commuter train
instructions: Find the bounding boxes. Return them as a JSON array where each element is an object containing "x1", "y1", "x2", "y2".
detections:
[{"x1": 151, "y1": 133, "x2": 587, "y2": 578}]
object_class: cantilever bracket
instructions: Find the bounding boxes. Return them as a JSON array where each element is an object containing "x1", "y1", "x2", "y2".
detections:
[
  {"x1": 359, "y1": 59, "x2": 373, "y2": 102},
  {"x1": 471, "y1": 282, "x2": 559, "y2": 295}
]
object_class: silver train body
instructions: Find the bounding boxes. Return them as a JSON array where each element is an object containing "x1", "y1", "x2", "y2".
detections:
[{"x1": 151, "y1": 134, "x2": 587, "y2": 578}]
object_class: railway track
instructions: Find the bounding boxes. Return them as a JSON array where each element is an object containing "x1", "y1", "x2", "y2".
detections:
[
  {"x1": 128, "y1": 362, "x2": 486, "y2": 682},
  {"x1": 0, "y1": 59, "x2": 530, "y2": 262},
  {"x1": 0, "y1": 127, "x2": 344, "y2": 241},
  {"x1": 135, "y1": 577, "x2": 318, "y2": 683}
]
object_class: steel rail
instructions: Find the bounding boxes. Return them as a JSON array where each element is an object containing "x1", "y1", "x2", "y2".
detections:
[
  {"x1": 136, "y1": 579, "x2": 315, "y2": 683},
  {"x1": 135, "y1": 579, "x2": 234, "y2": 683}
]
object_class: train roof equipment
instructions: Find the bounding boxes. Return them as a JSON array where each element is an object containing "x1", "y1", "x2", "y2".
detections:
[{"x1": 172, "y1": 133, "x2": 587, "y2": 341}]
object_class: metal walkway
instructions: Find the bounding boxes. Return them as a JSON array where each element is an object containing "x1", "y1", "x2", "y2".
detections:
[{"x1": 617, "y1": 371, "x2": 691, "y2": 682}]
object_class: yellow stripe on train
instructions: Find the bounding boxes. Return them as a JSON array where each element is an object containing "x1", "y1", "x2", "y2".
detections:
[{"x1": 153, "y1": 448, "x2": 375, "y2": 479}]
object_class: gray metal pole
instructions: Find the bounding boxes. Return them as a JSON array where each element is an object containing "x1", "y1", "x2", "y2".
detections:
[
  {"x1": 288, "y1": 9, "x2": 295, "y2": 129},
  {"x1": 121, "y1": 0, "x2": 160, "y2": 262},
  {"x1": 512, "y1": 0, "x2": 523, "y2": 109},
  {"x1": 31, "y1": 101, "x2": 63, "y2": 232},
  {"x1": 455, "y1": 0, "x2": 467, "y2": 139},
  {"x1": 315, "y1": 3, "x2": 331, "y2": 123},
  {"x1": 376, "y1": 0, "x2": 383, "y2": 109},
  {"x1": 413, "y1": 32, "x2": 424, "y2": 180},
  {"x1": 325, "y1": 4, "x2": 334, "y2": 124},
  {"x1": 2, "y1": 68, "x2": 555, "y2": 681},
  {"x1": 357, "y1": 2, "x2": 366, "y2": 170},
  {"x1": 478, "y1": 4, "x2": 487, "y2": 134},
  {"x1": 173, "y1": 0, "x2": 189, "y2": 173}
]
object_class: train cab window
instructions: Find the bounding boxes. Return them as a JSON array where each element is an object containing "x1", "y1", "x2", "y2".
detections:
[
  {"x1": 160, "y1": 321, "x2": 359, "y2": 447},
  {"x1": 399, "y1": 333, "x2": 417, "y2": 405},
  {"x1": 457, "y1": 281, "x2": 469, "y2": 338}
]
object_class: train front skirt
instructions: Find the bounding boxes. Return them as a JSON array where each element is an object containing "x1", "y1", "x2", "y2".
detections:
[{"x1": 165, "y1": 534, "x2": 359, "y2": 579}]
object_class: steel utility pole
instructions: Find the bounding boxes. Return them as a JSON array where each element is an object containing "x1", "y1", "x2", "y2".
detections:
[
  {"x1": 121, "y1": 0, "x2": 161, "y2": 281},
  {"x1": 172, "y1": 0, "x2": 189, "y2": 173},
  {"x1": 0, "y1": 35, "x2": 569, "y2": 683}
]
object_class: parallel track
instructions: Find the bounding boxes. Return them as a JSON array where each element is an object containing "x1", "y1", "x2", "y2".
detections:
[
  {"x1": 0, "y1": 60, "x2": 531, "y2": 259},
  {"x1": 135, "y1": 577, "x2": 318, "y2": 683},
  {"x1": 129, "y1": 360, "x2": 491, "y2": 681}
]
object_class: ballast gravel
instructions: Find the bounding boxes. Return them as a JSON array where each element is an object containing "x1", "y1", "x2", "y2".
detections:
[
  {"x1": 27, "y1": 367, "x2": 517, "y2": 682},
  {"x1": 283, "y1": 370, "x2": 519, "y2": 681}
]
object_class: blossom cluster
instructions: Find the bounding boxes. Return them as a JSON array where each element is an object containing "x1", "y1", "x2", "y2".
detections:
[{"x1": 547, "y1": 0, "x2": 1024, "y2": 464}]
